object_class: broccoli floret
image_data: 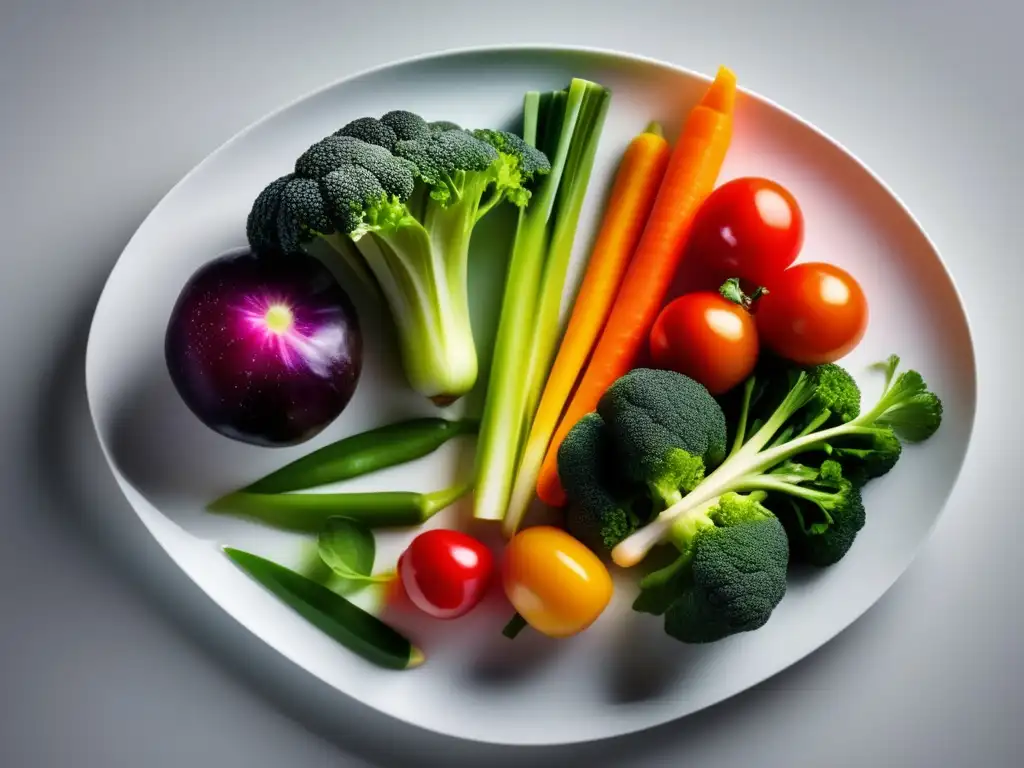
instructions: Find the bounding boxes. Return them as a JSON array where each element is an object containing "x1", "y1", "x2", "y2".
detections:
[
  {"x1": 770, "y1": 461, "x2": 866, "y2": 566},
  {"x1": 393, "y1": 129, "x2": 499, "y2": 204},
  {"x1": 334, "y1": 117, "x2": 399, "y2": 151},
  {"x1": 275, "y1": 176, "x2": 336, "y2": 253},
  {"x1": 597, "y1": 368, "x2": 728, "y2": 508},
  {"x1": 246, "y1": 110, "x2": 551, "y2": 403},
  {"x1": 429, "y1": 120, "x2": 462, "y2": 134},
  {"x1": 832, "y1": 427, "x2": 902, "y2": 486},
  {"x1": 246, "y1": 174, "x2": 293, "y2": 253},
  {"x1": 295, "y1": 135, "x2": 417, "y2": 200},
  {"x1": 380, "y1": 110, "x2": 431, "y2": 141},
  {"x1": 613, "y1": 357, "x2": 943, "y2": 571},
  {"x1": 557, "y1": 413, "x2": 647, "y2": 552},
  {"x1": 472, "y1": 129, "x2": 552, "y2": 207},
  {"x1": 868, "y1": 355, "x2": 944, "y2": 442},
  {"x1": 634, "y1": 491, "x2": 789, "y2": 643}
]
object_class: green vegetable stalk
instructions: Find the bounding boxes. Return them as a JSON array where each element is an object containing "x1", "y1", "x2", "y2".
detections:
[{"x1": 473, "y1": 78, "x2": 612, "y2": 522}]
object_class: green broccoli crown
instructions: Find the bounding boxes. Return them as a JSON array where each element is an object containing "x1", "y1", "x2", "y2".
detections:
[
  {"x1": 778, "y1": 484, "x2": 866, "y2": 567},
  {"x1": 473, "y1": 128, "x2": 552, "y2": 179},
  {"x1": 664, "y1": 496, "x2": 789, "y2": 643},
  {"x1": 429, "y1": 120, "x2": 462, "y2": 134},
  {"x1": 320, "y1": 165, "x2": 409, "y2": 237},
  {"x1": 809, "y1": 363, "x2": 861, "y2": 424},
  {"x1": 246, "y1": 133, "x2": 420, "y2": 252},
  {"x1": 275, "y1": 176, "x2": 336, "y2": 253},
  {"x1": 246, "y1": 174, "x2": 293, "y2": 254},
  {"x1": 380, "y1": 110, "x2": 432, "y2": 141},
  {"x1": 765, "y1": 460, "x2": 866, "y2": 566},
  {"x1": 294, "y1": 135, "x2": 417, "y2": 201},
  {"x1": 830, "y1": 427, "x2": 903, "y2": 487},
  {"x1": 558, "y1": 413, "x2": 644, "y2": 552},
  {"x1": 598, "y1": 368, "x2": 728, "y2": 505},
  {"x1": 393, "y1": 129, "x2": 500, "y2": 203},
  {"x1": 334, "y1": 117, "x2": 399, "y2": 151}
]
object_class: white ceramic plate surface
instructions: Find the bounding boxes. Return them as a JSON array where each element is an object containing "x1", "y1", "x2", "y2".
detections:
[{"x1": 85, "y1": 46, "x2": 976, "y2": 746}]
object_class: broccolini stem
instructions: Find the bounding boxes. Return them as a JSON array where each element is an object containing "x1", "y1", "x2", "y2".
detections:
[
  {"x1": 475, "y1": 186, "x2": 505, "y2": 221},
  {"x1": 796, "y1": 409, "x2": 832, "y2": 439},
  {"x1": 730, "y1": 475, "x2": 834, "y2": 503},
  {"x1": 728, "y1": 377, "x2": 756, "y2": 458}
]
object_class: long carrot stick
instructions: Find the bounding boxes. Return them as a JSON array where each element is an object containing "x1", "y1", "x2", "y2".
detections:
[
  {"x1": 536, "y1": 66, "x2": 738, "y2": 508},
  {"x1": 502, "y1": 122, "x2": 670, "y2": 537}
]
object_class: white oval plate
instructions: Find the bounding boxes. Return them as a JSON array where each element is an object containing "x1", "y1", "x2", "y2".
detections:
[{"x1": 85, "y1": 46, "x2": 976, "y2": 746}]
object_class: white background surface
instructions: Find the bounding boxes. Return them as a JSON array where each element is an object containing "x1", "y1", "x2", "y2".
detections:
[{"x1": 0, "y1": 1, "x2": 1019, "y2": 765}]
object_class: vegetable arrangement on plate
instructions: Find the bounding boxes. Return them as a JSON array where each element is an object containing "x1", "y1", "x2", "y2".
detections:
[{"x1": 164, "y1": 65, "x2": 944, "y2": 670}]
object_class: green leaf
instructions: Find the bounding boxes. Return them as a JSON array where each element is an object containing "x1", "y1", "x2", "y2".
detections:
[{"x1": 317, "y1": 517, "x2": 390, "y2": 594}]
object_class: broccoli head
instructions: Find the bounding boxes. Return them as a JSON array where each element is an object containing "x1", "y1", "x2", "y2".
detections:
[
  {"x1": 557, "y1": 413, "x2": 648, "y2": 552},
  {"x1": 598, "y1": 368, "x2": 728, "y2": 508},
  {"x1": 771, "y1": 461, "x2": 866, "y2": 567},
  {"x1": 634, "y1": 491, "x2": 789, "y2": 643},
  {"x1": 392, "y1": 129, "x2": 499, "y2": 204},
  {"x1": 245, "y1": 110, "x2": 551, "y2": 402},
  {"x1": 334, "y1": 117, "x2": 399, "y2": 151}
]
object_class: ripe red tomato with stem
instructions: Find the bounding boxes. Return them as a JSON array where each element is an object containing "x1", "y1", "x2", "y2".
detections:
[
  {"x1": 756, "y1": 262, "x2": 868, "y2": 365},
  {"x1": 397, "y1": 529, "x2": 494, "y2": 620},
  {"x1": 687, "y1": 177, "x2": 804, "y2": 288},
  {"x1": 649, "y1": 278, "x2": 761, "y2": 395}
]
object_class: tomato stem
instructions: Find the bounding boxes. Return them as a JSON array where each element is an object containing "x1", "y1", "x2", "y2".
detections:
[
  {"x1": 719, "y1": 277, "x2": 767, "y2": 310},
  {"x1": 502, "y1": 612, "x2": 528, "y2": 639}
]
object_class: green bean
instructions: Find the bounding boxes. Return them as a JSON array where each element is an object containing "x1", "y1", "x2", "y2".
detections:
[
  {"x1": 224, "y1": 548, "x2": 422, "y2": 670},
  {"x1": 208, "y1": 480, "x2": 472, "y2": 532},
  {"x1": 240, "y1": 417, "x2": 478, "y2": 495}
]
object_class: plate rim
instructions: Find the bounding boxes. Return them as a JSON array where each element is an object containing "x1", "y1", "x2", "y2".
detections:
[{"x1": 83, "y1": 43, "x2": 979, "y2": 746}]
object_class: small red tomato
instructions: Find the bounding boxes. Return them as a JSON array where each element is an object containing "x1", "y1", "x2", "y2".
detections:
[
  {"x1": 649, "y1": 288, "x2": 759, "y2": 395},
  {"x1": 687, "y1": 177, "x2": 804, "y2": 288},
  {"x1": 398, "y1": 529, "x2": 494, "y2": 620},
  {"x1": 756, "y1": 262, "x2": 868, "y2": 365}
]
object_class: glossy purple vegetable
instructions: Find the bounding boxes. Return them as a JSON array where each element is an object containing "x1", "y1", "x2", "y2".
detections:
[{"x1": 165, "y1": 249, "x2": 362, "y2": 447}]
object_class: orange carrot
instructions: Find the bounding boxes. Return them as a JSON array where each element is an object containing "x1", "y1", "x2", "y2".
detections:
[
  {"x1": 536, "y1": 66, "x2": 738, "y2": 507},
  {"x1": 501, "y1": 122, "x2": 670, "y2": 536}
]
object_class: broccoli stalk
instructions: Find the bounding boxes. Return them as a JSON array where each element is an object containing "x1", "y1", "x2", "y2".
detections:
[
  {"x1": 245, "y1": 112, "x2": 550, "y2": 403},
  {"x1": 612, "y1": 355, "x2": 942, "y2": 568}
]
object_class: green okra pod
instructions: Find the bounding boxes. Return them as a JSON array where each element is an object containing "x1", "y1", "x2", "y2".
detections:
[
  {"x1": 208, "y1": 481, "x2": 473, "y2": 532},
  {"x1": 240, "y1": 417, "x2": 478, "y2": 495}
]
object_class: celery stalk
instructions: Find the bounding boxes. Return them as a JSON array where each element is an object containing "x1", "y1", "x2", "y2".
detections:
[{"x1": 473, "y1": 78, "x2": 612, "y2": 523}]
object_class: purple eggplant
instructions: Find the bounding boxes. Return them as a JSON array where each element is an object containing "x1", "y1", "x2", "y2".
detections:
[{"x1": 165, "y1": 249, "x2": 362, "y2": 447}]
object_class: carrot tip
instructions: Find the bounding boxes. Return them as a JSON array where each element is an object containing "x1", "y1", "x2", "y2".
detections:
[
  {"x1": 644, "y1": 121, "x2": 664, "y2": 138},
  {"x1": 700, "y1": 66, "x2": 737, "y2": 114}
]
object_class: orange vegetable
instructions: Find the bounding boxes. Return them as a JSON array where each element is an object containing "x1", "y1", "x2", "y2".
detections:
[
  {"x1": 502, "y1": 122, "x2": 670, "y2": 537},
  {"x1": 502, "y1": 526, "x2": 613, "y2": 638},
  {"x1": 537, "y1": 66, "x2": 738, "y2": 507}
]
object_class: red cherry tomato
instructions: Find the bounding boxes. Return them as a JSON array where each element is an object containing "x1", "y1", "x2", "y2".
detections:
[
  {"x1": 756, "y1": 262, "x2": 868, "y2": 365},
  {"x1": 650, "y1": 289, "x2": 759, "y2": 395},
  {"x1": 398, "y1": 529, "x2": 494, "y2": 620},
  {"x1": 687, "y1": 177, "x2": 804, "y2": 287}
]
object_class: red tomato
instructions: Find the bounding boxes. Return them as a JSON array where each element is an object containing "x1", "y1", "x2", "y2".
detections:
[
  {"x1": 649, "y1": 290, "x2": 759, "y2": 395},
  {"x1": 398, "y1": 529, "x2": 494, "y2": 620},
  {"x1": 687, "y1": 177, "x2": 804, "y2": 287},
  {"x1": 756, "y1": 262, "x2": 868, "y2": 365}
]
